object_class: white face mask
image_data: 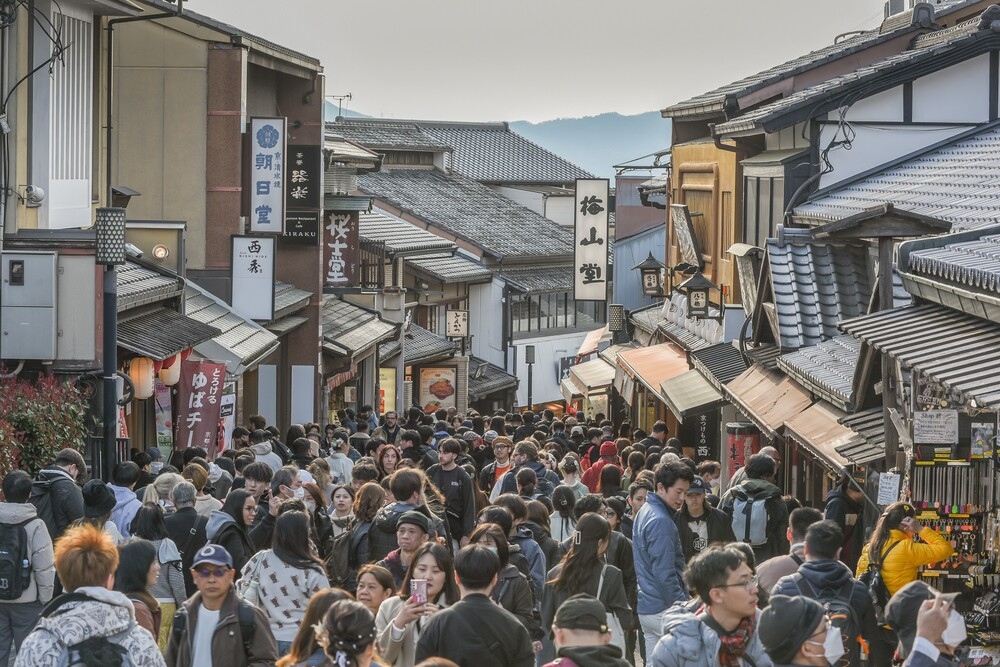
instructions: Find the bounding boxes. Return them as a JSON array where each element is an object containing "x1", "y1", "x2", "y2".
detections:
[
  {"x1": 808, "y1": 626, "x2": 845, "y2": 667},
  {"x1": 150, "y1": 462, "x2": 163, "y2": 474},
  {"x1": 293, "y1": 487, "x2": 305, "y2": 500},
  {"x1": 942, "y1": 609, "x2": 967, "y2": 647}
]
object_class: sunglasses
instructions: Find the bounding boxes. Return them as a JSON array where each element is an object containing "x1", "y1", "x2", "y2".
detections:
[{"x1": 194, "y1": 567, "x2": 229, "y2": 579}]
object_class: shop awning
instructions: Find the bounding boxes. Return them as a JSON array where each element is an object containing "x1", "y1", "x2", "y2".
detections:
[
  {"x1": 117, "y1": 308, "x2": 220, "y2": 361},
  {"x1": 660, "y1": 370, "x2": 726, "y2": 422},
  {"x1": 725, "y1": 364, "x2": 813, "y2": 438},
  {"x1": 784, "y1": 402, "x2": 854, "y2": 471},
  {"x1": 407, "y1": 253, "x2": 493, "y2": 284},
  {"x1": 322, "y1": 296, "x2": 398, "y2": 360},
  {"x1": 836, "y1": 408, "x2": 887, "y2": 465},
  {"x1": 690, "y1": 341, "x2": 750, "y2": 391},
  {"x1": 617, "y1": 342, "x2": 690, "y2": 400},
  {"x1": 840, "y1": 304, "x2": 1000, "y2": 409},
  {"x1": 117, "y1": 261, "x2": 183, "y2": 312},
  {"x1": 185, "y1": 283, "x2": 280, "y2": 376},
  {"x1": 569, "y1": 357, "x2": 616, "y2": 392},
  {"x1": 560, "y1": 375, "x2": 586, "y2": 403},
  {"x1": 469, "y1": 357, "x2": 518, "y2": 401},
  {"x1": 577, "y1": 326, "x2": 610, "y2": 358}
]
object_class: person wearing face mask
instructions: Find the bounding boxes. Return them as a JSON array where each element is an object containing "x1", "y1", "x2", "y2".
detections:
[
  {"x1": 758, "y1": 595, "x2": 843, "y2": 667},
  {"x1": 887, "y1": 581, "x2": 967, "y2": 667}
]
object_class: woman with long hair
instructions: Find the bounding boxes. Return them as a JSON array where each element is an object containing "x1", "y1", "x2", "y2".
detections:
[
  {"x1": 374, "y1": 542, "x2": 459, "y2": 667},
  {"x1": 240, "y1": 510, "x2": 330, "y2": 656},
  {"x1": 469, "y1": 523, "x2": 539, "y2": 644},
  {"x1": 129, "y1": 503, "x2": 186, "y2": 650},
  {"x1": 356, "y1": 565, "x2": 395, "y2": 618},
  {"x1": 549, "y1": 486, "x2": 577, "y2": 544},
  {"x1": 376, "y1": 445, "x2": 402, "y2": 481},
  {"x1": 856, "y1": 501, "x2": 954, "y2": 666},
  {"x1": 525, "y1": 500, "x2": 559, "y2": 570},
  {"x1": 540, "y1": 513, "x2": 632, "y2": 661},
  {"x1": 276, "y1": 587, "x2": 353, "y2": 667},
  {"x1": 460, "y1": 463, "x2": 489, "y2": 515},
  {"x1": 114, "y1": 539, "x2": 162, "y2": 639},
  {"x1": 316, "y1": 599, "x2": 388, "y2": 667},
  {"x1": 308, "y1": 458, "x2": 335, "y2": 503},
  {"x1": 206, "y1": 489, "x2": 256, "y2": 577},
  {"x1": 303, "y1": 481, "x2": 336, "y2": 561},
  {"x1": 515, "y1": 467, "x2": 540, "y2": 501},
  {"x1": 349, "y1": 482, "x2": 387, "y2": 584},
  {"x1": 599, "y1": 464, "x2": 626, "y2": 500}
]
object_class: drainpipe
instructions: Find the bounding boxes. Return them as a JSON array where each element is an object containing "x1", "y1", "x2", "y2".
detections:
[{"x1": 708, "y1": 123, "x2": 739, "y2": 153}]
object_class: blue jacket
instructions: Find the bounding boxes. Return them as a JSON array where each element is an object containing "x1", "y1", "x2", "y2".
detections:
[
  {"x1": 633, "y1": 491, "x2": 688, "y2": 615},
  {"x1": 510, "y1": 527, "x2": 546, "y2": 600}
]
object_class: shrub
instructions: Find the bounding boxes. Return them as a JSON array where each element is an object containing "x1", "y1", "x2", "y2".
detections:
[{"x1": 0, "y1": 374, "x2": 88, "y2": 476}]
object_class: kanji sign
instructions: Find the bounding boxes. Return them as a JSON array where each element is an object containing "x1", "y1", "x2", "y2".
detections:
[
  {"x1": 323, "y1": 211, "x2": 360, "y2": 288},
  {"x1": 231, "y1": 235, "x2": 275, "y2": 320},
  {"x1": 574, "y1": 179, "x2": 610, "y2": 302},
  {"x1": 248, "y1": 118, "x2": 286, "y2": 233},
  {"x1": 445, "y1": 309, "x2": 468, "y2": 338},
  {"x1": 285, "y1": 145, "x2": 321, "y2": 210},
  {"x1": 175, "y1": 360, "x2": 226, "y2": 453}
]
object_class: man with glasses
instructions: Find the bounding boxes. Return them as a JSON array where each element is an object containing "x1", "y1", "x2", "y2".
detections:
[
  {"x1": 492, "y1": 441, "x2": 558, "y2": 501},
  {"x1": 650, "y1": 545, "x2": 771, "y2": 667},
  {"x1": 166, "y1": 544, "x2": 278, "y2": 667},
  {"x1": 480, "y1": 435, "x2": 514, "y2": 495},
  {"x1": 372, "y1": 411, "x2": 402, "y2": 445}
]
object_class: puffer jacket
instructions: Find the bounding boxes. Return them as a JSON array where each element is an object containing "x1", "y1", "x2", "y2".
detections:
[
  {"x1": 0, "y1": 502, "x2": 54, "y2": 604},
  {"x1": 16, "y1": 586, "x2": 164, "y2": 667},
  {"x1": 633, "y1": 492, "x2": 688, "y2": 615},
  {"x1": 166, "y1": 586, "x2": 278, "y2": 667},
  {"x1": 651, "y1": 605, "x2": 772, "y2": 667},
  {"x1": 855, "y1": 527, "x2": 954, "y2": 597}
]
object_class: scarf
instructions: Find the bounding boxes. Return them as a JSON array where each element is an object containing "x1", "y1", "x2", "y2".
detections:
[{"x1": 700, "y1": 613, "x2": 756, "y2": 667}]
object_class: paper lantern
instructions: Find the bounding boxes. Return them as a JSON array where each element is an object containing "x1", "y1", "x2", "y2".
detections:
[
  {"x1": 129, "y1": 357, "x2": 155, "y2": 400},
  {"x1": 180, "y1": 348, "x2": 193, "y2": 362},
  {"x1": 158, "y1": 354, "x2": 181, "y2": 386}
]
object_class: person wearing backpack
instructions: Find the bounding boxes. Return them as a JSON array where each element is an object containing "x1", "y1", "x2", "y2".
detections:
[
  {"x1": 855, "y1": 502, "x2": 954, "y2": 667},
  {"x1": 722, "y1": 453, "x2": 789, "y2": 564},
  {"x1": 165, "y1": 544, "x2": 278, "y2": 667},
  {"x1": 0, "y1": 471, "x2": 54, "y2": 666},
  {"x1": 29, "y1": 448, "x2": 86, "y2": 543},
  {"x1": 15, "y1": 523, "x2": 164, "y2": 667},
  {"x1": 771, "y1": 520, "x2": 876, "y2": 667}
]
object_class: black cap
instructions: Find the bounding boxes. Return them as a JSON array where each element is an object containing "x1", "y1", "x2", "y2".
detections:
[
  {"x1": 553, "y1": 594, "x2": 608, "y2": 632},
  {"x1": 687, "y1": 475, "x2": 708, "y2": 494},
  {"x1": 886, "y1": 580, "x2": 959, "y2": 658},
  {"x1": 397, "y1": 510, "x2": 431, "y2": 534},
  {"x1": 758, "y1": 595, "x2": 827, "y2": 664}
]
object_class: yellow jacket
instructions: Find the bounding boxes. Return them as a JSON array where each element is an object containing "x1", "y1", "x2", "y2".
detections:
[{"x1": 856, "y1": 527, "x2": 955, "y2": 597}]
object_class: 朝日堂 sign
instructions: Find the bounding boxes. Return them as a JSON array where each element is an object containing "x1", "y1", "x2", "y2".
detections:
[
  {"x1": 249, "y1": 118, "x2": 286, "y2": 233},
  {"x1": 445, "y1": 310, "x2": 468, "y2": 338},
  {"x1": 574, "y1": 178, "x2": 610, "y2": 301},
  {"x1": 231, "y1": 235, "x2": 275, "y2": 321}
]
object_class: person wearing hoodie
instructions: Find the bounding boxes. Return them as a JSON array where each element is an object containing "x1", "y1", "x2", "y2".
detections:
[
  {"x1": 0, "y1": 471, "x2": 54, "y2": 667},
  {"x1": 722, "y1": 453, "x2": 789, "y2": 565},
  {"x1": 107, "y1": 461, "x2": 143, "y2": 538},
  {"x1": 543, "y1": 594, "x2": 631, "y2": 667},
  {"x1": 15, "y1": 523, "x2": 164, "y2": 667},
  {"x1": 248, "y1": 429, "x2": 283, "y2": 472},
  {"x1": 771, "y1": 520, "x2": 876, "y2": 667},
  {"x1": 206, "y1": 490, "x2": 256, "y2": 578},
  {"x1": 580, "y1": 442, "x2": 619, "y2": 493},
  {"x1": 29, "y1": 447, "x2": 85, "y2": 543},
  {"x1": 494, "y1": 441, "x2": 558, "y2": 501},
  {"x1": 823, "y1": 471, "x2": 867, "y2": 572},
  {"x1": 650, "y1": 545, "x2": 772, "y2": 667}
]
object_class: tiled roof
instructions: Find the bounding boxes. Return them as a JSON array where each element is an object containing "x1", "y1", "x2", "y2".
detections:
[
  {"x1": 117, "y1": 261, "x2": 183, "y2": 312},
  {"x1": 907, "y1": 231, "x2": 1000, "y2": 296},
  {"x1": 324, "y1": 137, "x2": 381, "y2": 163},
  {"x1": 326, "y1": 120, "x2": 452, "y2": 152},
  {"x1": 358, "y1": 168, "x2": 574, "y2": 260},
  {"x1": 359, "y1": 209, "x2": 456, "y2": 256},
  {"x1": 777, "y1": 335, "x2": 860, "y2": 411},
  {"x1": 420, "y1": 122, "x2": 593, "y2": 184},
  {"x1": 836, "y1": 408, "x2": 886, "y2": 465},
  {"x1": 322, "y1": 296, "x2": 398, "y2": 357},
  {"x1": 118, "y1": 308, "x2": 220, "y2": 361},
  {"x1": 185, "y1": 283, "x2": 280, "y2": 375},
  {"x1": 690, "y1": 342, "x2": 750, "y2": 391},
  {"x1": 715, "y1": 14, "x2": 992, "y2": 135},
  {"x1": 660, "y1": 1, "x2": 975, "y2": 119},
  {"x1": 766, "y1": 229, "x2": 872, "y2": 350},
  {"x1": 379, "y1": 324, "x2": 455, "y2": 365},
  {"x1": 273, "y1": 281, "x2": 312, "y2": 321},
  {"x1": 501, "y1": 265, "x2": 574, "y2": 294},
  {"x1": 629, "y1": 302, "x2": 666, "y2": 334},
  {"x1": 407, "y1": 253, "x2": 493, "y2": 284},
  {"x1": 468, "y1": 356, "x2": 518, "y2": 400},
  {"x1": 795, "y1": 125, "x2": 1000, "y2": 231}
]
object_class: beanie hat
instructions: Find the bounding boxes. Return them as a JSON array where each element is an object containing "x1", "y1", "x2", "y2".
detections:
[
  {"x1": 599, "y1": 441, "x2": 618, "y2": 457},
  {"x1": 758, "y1": 595, "x2": 827, "y2": 664},
  {"x1": 396, "y1": 510, "x2": 431, "y2": 535},
  {"x1": 82, "y1": 480, "x2": 116, "y2": 519},
  {"x1": 886, "y1": 580, "x2": 959, "y2": 658}
]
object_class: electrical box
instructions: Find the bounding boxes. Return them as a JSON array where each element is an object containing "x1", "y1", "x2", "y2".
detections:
[{"x1": 1, "y1": 252, "x2": 57, "y2": 360}]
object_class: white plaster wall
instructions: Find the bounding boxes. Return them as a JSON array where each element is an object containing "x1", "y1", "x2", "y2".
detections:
[
  {"x1": 843, "y1": 87, "x2": 904, "y2": 123},
  {"x1": 468, "y1": 279, "x2": 505, "y2": 366},
  {"x1": 913, "y1": 54, "x2": 990, "y2": 124},
  {"x1": 512, "y1": 332, "x2": 589, "y2": 406},
  {"x1": 494, "y1": 186, "x2": 544, "y2": 215},
  {"x1": 545, "y1": 194, "x2": 575, "y2": 227}
]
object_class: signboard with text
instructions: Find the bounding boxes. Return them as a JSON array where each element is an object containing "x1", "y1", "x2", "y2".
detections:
[
  {"x1": 445, "y1": 310, "x2": 468, "y2": 338},
  {"x1": 574, "y1": 179, "x2": 610, "y2": 301},
  {"x1": 282, "y1": 211, "x2": 320, "y2": 245},
  {"x1": 175, "y1": 360, "x2": 226, "y2": 452},
  {"x1": 248, "y1": 118, "x2": 286, "y2": 233},
  {"x1": 323, "y1": 211, "x2": 360, "y2": 288},
  {"x1": 285, "y1": 145, "x2": 321, "y2": 210},
  {"x1": 231, "y1": 235, "x2": 275, "y2": 321}
]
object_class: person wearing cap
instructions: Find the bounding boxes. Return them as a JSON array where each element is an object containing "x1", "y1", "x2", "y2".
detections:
[
  {"x1": 823, "y1": 471, "x2": 867, "y2": 572},
  {"x1": 758, "y1": 594, "x2": 838, "y2": 667},
  {"x1": 580, "y1": 442, "x2": 619, "y2": 493},
  {"x1": 887, "y1": 581, "x2": 966, "y2": 667},
  {"x1": 376, "y1": 510, "x2": 433, "y2": 587},
  {"x1": 543, "y1": 594, "x2": 631, "y2": 667},
  {"x1": 569, "y1": 425, "x2": 586, "y2": 452},
  {"x1": 651, "y1": 545, "x2": 771, "y2": 667},
  {"x1": 166, "y1": 544, "x2": 278, "y2": 667},
  {"x1": 480, "y1": 435, "x2": 514, "y2": 494},
  {"x1": 676, "y1": 476, "x2": 736, "y2": 563}
]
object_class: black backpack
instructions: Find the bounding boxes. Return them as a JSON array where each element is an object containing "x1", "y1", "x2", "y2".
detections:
[
  {"x1": 794, "y1": 575, "x2": 861, "y2": 667},
  {"x1": 173, "y1": 599, "x2": 256, "y2": 656},
  {"x1": 858, "y1": 540, "x2": 901, "y2": 624},
  {"x1": 326, "y1": 521, "x2": 355, "y2": 588},
  {"x1": 0, "y1": 518, "x2": 33, "y2": 600}
]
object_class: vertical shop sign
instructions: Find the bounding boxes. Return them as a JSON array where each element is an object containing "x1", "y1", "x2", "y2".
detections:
[
  {"x1": 231, "y1": 236, "x2": 275, "y2": 321},
  {"x1": 324, "y1": 211, "x2": 359, "y2": 288},
  {"x1": 285, "y1": 144, "x2": 321, "y2": 210},
  {"x1": 249, "y1": 118, "x2": 286, "y2": 233},
  {"x1": 175, "y1": 360, "x2": 227, "y2": 451},
  {"x1": 574, "y1": 179, "x2": 610, "y2": 301}
]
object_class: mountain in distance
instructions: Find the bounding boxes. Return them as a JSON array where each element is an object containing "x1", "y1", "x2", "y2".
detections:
[{"x1": 324, "y1": 102, "x2": 670, "y2": 180}]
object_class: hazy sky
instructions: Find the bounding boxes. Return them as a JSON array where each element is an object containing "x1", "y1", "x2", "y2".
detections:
[{"x1": 191, "y1": 0, "x2": 886, "y2": 123}]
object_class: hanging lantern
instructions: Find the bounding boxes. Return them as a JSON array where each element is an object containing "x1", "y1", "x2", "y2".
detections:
[
  {"x1": 180, "y1": 348, "x2": 193, "y2": 362},
  {"x1": 153, "y1": 359, "x2": 164, "y2": 374},
  {"x1": 158, "y1": 354, "x2": 181, "y2": 386},
  {"x1": 129, "y1": 357, "x2": 155, "y2": 400}
]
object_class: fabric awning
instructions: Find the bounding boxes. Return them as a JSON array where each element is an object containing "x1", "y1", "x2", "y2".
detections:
[
  {"x1": 118, "y1": 308, "x2": 221, "y2": 361},
  {"x1": 616, "y1": 342, "x2": 690, "y2": 399},
  {"x1": 185, "y1": 283, "x2": 280, "y2": 376},
  {"x1": 725, "y1": 364, "x2": 813, "y2": 438},
  {"x1": 660, "y1": 370, "x2": 725, "y2": 422},
  {"x1": 560, "y1": 375, "x2": 587, "y2": 403},
  {"x1": 568, "y1": 357, "x2": 616, "y2": 392},
  {"x1": 784, "y1": 402, "x2": 854, "y2": 471},
  {"x1": 577, "y1": 326, "x2": 610, "y2": 358}
]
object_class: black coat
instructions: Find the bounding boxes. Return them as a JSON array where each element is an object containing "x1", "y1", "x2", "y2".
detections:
[
  {"x1": 164, "y1": 507, "x2": 208, "y2": 596},
  {"x1": 30, "y1": 466, "x2": 84, "y2": 541},
  {"x1": 675, "y1": 505, "x2": 737, "y2": 562},
  {"x1": 212, "y1": 522, "x2": 254, "y2": 578},
  {"x1": 416, "y1": 594, "x2": 535, "y2": 667}
]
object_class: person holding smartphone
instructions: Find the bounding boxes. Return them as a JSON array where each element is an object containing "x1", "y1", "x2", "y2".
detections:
[{"x1": 374, "y1": 542, "x2": 460, "y2": 667}]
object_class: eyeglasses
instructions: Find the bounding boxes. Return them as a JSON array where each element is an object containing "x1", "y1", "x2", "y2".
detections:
[
  {"x1": 714, "y1": 575, "x2": 758, "y2": 592},
  {"x1": 194, "y1": 567, "x2": 229, "y2": 579},
  {"x1": 493, "y1": 444, "x2": 509, "y2": 450}
]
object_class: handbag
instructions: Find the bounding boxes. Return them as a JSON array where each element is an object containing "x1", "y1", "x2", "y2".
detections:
[
  {"x1": 236, "y1": 552, "x2": 265, "y2": 607},
  {"x1": 596, "y1": 565, "x2": 626, "y2": 651}
]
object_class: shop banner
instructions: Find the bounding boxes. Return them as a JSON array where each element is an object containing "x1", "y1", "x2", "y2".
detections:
[
  {"x1": 248, "y1": 117, "x2": 286, "y2": 233},
  {"x1": 231, "y1": 236, "x2": 275, "y2": 321},
  {"x1": 153, "y1": 381, "x2": 174, "y2": 454},
  {"x1": 176, "y1": 360, "x2": 226, "y2": 451},
  {"x1": 573, "y1": 178, "x2": 609, "y2": 301},
  {"x1": 324, "y1": 211, "x2": 360, "y2": 288},
  {"x1": 285, "y1": 145, "x2": 322, "y2": 211},
  {"x1": 379, "y1": 367, "x2": 397, "y2": 415}
]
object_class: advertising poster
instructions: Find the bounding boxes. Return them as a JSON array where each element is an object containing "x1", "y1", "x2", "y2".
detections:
[
  {"x1": 419, "y1": 367, "x2": 457, "y2": 414},
  {"x1": 153, "y1": 380, "x2": 174, "y2": 454},
  {"x1": 379, "y1": 367, "x2": 397, "y2": 415}
]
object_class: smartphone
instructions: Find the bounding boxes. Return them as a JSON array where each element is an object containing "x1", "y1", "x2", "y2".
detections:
[{"x1": 410, "y1": 579, "x2": 428, "y2": 604}]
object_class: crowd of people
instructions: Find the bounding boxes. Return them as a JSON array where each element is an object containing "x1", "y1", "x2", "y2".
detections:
[{"x1": 0, "y1": 405, "x2": 968, "y2": 667}]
